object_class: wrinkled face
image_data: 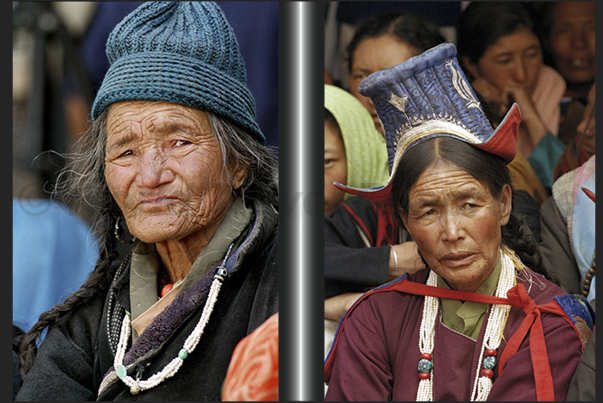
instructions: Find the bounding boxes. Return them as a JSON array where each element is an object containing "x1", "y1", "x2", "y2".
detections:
[
  {"x1": 549, "y1": 1, "x2": 595, "y2": 85},
  {"x1": 348, "y1": 35, "x2": 418, "y2": 134},
  {"x1": 472, "y1": 27, "x2": 542, "y2": 96},
  {"x1": 105, "y1": 101, "x2": 245, "y2": 244},
  {"x1": 324, "y1": 119, "x2": 347, "y2": 217},
  {"x1": 400, "y1": 161, "x2": 512, "y2": 292}
]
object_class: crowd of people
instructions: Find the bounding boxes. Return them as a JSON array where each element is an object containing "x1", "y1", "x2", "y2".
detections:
[{"x1": 324, "y1": 1, "x2": 595, "y2": 401}]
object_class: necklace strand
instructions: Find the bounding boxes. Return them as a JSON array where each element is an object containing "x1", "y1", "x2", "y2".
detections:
[
  {"x1": 417, "y1": 247, "x2": 516, "y2": 401},
  {"x1": 112, "y1": 244, "x2": 233, "y2": 395}
]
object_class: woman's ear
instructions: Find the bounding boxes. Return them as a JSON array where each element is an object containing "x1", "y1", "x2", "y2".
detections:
[
  {"x1": 230, "y1": 160, "x2": 248, "y2": 191},
  {"x1": 499, "y1": 184, "x2": 513, "y2": 226},
  {"x1": 398, "y1": 207, "x2": 409, "y2": 230}
]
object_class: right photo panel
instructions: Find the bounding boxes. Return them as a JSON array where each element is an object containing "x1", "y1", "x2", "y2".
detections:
[{"x1": 323, "y1": 2, "x2": 595, "y2": 401}]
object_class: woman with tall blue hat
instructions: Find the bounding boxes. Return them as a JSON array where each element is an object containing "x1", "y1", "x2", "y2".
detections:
[{"x1": 324, "y1": 43, "x2": 593, "y2": 401}]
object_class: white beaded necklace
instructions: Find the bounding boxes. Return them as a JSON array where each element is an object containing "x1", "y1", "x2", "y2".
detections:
[
  {"x1": 416, "y1": 246, "x2": 517, "y2": 401},
  {"x1": 112, "y1": 244, "x2": 233, "y2": 395}
]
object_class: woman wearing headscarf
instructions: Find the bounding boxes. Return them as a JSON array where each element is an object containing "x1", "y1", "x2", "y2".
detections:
[
  {"x1": 16, "y1": 2, "x2": 278, "y2": 400},
  {"x1": 324, "y1": 43, "x2": 593, "y2": 401},
  {"x1": 324, "y1": 84, "x2": 389, "y2": 217}
]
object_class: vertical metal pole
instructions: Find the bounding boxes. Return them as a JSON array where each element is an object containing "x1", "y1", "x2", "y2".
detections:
[{"x1": 279, "y1": 2, "x2": 324, "y2": 401}]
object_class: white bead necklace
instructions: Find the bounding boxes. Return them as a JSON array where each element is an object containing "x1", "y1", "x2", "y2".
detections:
[
  {"x1": 112, "y1": 244, "x2": 233, "y2": 395},
  {"x1": 416, "y1": 246, "x2": 517, "y2": 401}
]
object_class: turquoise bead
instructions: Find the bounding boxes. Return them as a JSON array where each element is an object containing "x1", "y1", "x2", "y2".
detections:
[
  {"x1": 178, "y1": 349, "x2": 189, "y2": 360},
  {"x1": 483, "y1": 356, "x2": 496, "y2": 370},
  {"x1": 116, "y1": 364, "x2": 127, "y2": 380},
  {"x1": 418, "y1": 358, "x2": 433, "y2": 373}
]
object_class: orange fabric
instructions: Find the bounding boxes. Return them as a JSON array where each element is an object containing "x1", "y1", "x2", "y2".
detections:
[
  {"x1": 508, "y1": 151, "x2": 548, "y2": 205},
  {"x1": 222, "y1": 313, "x2": 279, "y2": 401},
  {"x1": 582, "y1": 186, "x2": 596, "y2": 203}
]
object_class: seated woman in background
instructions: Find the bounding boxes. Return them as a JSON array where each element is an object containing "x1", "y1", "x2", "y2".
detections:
[
  {"x1": 533, "y1": 2, "x2": 596, "y2": 181},
  {"x1": 457, "y1": 2, "x2": 566, "y2": 193},
  {"x1": 538, "y1": 1, "x2": 595, "y2": 101},
  {"x1": 535, "y1": 1, "x2": 595, "y2": 144},
  {"x1": 325, "y1": 43, "x2": 593, "y2": 401},
  {"x1": 345, "y1": 11, "x2": 446, "y2": 135}
]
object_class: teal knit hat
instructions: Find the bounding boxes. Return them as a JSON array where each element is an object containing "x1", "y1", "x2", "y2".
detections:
[
  {"x1": 325, "y1": 84, "x2": 389, "y2": 199},
  {"x1": 91, "y1": 1, "x2": 264, "y2": 144}
]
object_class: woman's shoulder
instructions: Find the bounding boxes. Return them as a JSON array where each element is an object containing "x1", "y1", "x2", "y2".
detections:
[
  {"x1": 516, "y1": 266, "x2": 567, "y2": 304},
  {"x1": 350, "y1": 270, "x2": 430, "y2": 317},
  {"x1": 515, "y1": 266, "x2": 594, "y2": 348}
]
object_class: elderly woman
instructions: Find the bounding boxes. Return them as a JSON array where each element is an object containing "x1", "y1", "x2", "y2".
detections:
[
  {"x1": 16, "y1": 2, "x2": 278, "y2": 400},
  {"x1": 324, "y1": 43, "x2": 593, "y2": 401}
]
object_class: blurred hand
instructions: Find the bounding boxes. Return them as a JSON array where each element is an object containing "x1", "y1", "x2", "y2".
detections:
[{"x1": 325, "y1": 292, "x2": 364, "y2": 321}]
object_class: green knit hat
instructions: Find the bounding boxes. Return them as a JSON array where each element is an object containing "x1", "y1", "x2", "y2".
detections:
[
  {"x1": 91, "y1": 1, "x2": 264, "y2": 144},
  {"x1": 325, "y1": 85, "x2": 389, "y2": 199}
]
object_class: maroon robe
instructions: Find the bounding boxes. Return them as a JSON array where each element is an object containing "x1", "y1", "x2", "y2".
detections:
[{"x1": 325, "y1": 267, "x2": 583, "y2": 401}]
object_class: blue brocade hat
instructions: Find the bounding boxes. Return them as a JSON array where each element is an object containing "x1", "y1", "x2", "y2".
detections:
[
  {"x1": 91, "y1": 2, "x2": 264, "y2": 144},
  {"x1": 335, "y1": 43, "x2": 521, "y2": 205}
]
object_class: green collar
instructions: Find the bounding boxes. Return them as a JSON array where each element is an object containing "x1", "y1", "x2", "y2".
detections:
[
  {"x1": 437, "y1": 258, "x2": 502, "y2": 340},
  {"x1": 128, "y1": 198, "x2": 253, "y2": 337}
]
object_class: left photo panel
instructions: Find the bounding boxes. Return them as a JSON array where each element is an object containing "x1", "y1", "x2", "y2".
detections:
[{"x1": 13, "y1": 2, "x2": 279, "y2": 400}]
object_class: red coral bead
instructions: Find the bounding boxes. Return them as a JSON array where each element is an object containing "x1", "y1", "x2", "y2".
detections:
[
  {"x1": 161, "y1": 283, "x2": 173, "y2": 298},
  {"x1": 481, "y1": 369, "x2": 494, "y2": 378},
  {"x1": 485, "y1": 349, "x2": 497, "y2": 356},
  {"x1": 421, "y1": 353, "x2": 433, "y2": 360},
  {"x1": 419, "y1": 372, "x2": 431, "y2": 380}
]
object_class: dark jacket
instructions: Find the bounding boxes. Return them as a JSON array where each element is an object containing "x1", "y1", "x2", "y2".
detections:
[
  {"x1": 16, "y1": 201, "x2": 278, "y2": 401},
  {"x1": 324, "y1": 196, "x2": 406, "y2": 298}
]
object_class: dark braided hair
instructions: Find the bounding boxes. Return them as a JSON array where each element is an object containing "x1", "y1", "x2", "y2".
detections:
[
  {"x1": 391, "y1": 136, "x2": 559, "y2": 284},
  {"x1": 19, "y1": 250, "x2": 120, "y2": 380},
  {"x1": 19, "y1": 106, "x2": 279, "y2": 380},
  {"x1": 19, "y1": 112, "x2": 121, "y2": 379}
]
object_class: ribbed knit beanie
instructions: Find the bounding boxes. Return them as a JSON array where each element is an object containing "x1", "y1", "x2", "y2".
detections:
[
  {"x1": 325, "y1": 84, "x2": 389, "y2": 198},
  {"x1": 91, "y1": 1, "x2": 264, "y2": 144}
]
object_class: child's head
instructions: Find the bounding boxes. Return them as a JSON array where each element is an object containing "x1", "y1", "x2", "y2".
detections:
[
  {"x1": 324, "y1": 110, "x2": 347, "y2": 217},
  {"x1": 324, "y1": 85, "x2": 390, "y2": 216}
]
